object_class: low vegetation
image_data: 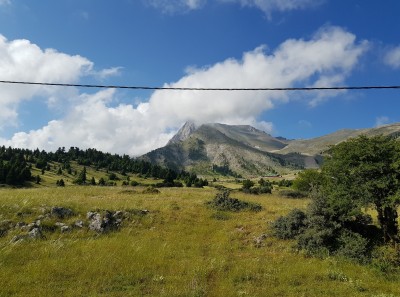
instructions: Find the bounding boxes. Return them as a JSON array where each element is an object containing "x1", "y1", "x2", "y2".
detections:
[
  {"x1": 273, "y1": 135, "x2": 400, "y2": 268},
  {"x1": 206, "y1": 190, "x2": 262, "y2": 212},
  {"x1": 0, "y1": 135, "x2": 400, "y2": 296}
]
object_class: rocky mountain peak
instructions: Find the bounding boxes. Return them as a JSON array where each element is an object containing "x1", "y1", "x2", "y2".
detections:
[{"x1": 167, "y1": 121, "x2": 197, "y2": 145}]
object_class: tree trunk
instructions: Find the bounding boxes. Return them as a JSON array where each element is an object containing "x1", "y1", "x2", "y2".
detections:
[{"x1": 377, "y1": 204, "x2": 399, "y2": 243}]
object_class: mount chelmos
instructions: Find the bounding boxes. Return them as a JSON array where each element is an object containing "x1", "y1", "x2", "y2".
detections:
[
  {"x1": 141, "y1": 122, "x2": 400, "y2": 177},
  {"x1": 141, "y1": 122, "x2": 319, "y2": 176}
]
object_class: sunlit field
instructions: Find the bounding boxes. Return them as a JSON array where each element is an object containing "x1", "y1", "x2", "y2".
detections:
[{"x1": 0, "y1": 186, "x2": 399, "y2": 297}]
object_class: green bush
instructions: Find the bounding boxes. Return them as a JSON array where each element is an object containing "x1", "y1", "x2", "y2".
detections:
[
  {"x1": 278, "y1": 189, "x2": 307, "y2": 199},
  {"x1": 206, "y1": 190, "x2": 261, "y2": 212},
  {"x1": 272, "y1": 209, "x2": 307, "y2": 239},
  {"x1": 335, "y1": 230, "x2": 370, "y2": 263},
  {"x1": 371, "y1": 245, "x2": 400, "y2": 273}
]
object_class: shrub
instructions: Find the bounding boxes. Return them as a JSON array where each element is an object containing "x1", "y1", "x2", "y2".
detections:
[
  {"x1": 278, "y1": 189, "x2": 307, "y2": 199},
  {"x1": 335, "y1": 230, "x2": 370, "y2": 263},
  {"x1": 142, "y1": 187, "x2": 160, "y2": 194},
  {"x1": 272, "y1": 209, "x2": 307, "y2": 239},
  {"x1": 206, "y1": 190, "x2": 261, "y2": 212},
  {"x1": 371, "y1": 245, "x2": 400, "y2": 273},
  {"x1": 130, "y1": 180, "x2": 139, "y2": 186}
]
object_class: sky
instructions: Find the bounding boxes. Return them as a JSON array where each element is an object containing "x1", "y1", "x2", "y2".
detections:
[{"x1": 0, "y1": 0, "x2": 399, "y2": 156}]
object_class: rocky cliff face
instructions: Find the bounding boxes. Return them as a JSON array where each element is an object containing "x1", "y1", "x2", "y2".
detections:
[
  {"x1": 141, "y1": 122, "x2": 400, "y2": 177},
  {"x1": 142, "y1": 122, "x2": 313, "y2": 176},
  {"x1": 167, "y1": 121, "x2": 197, "y2": 145}
]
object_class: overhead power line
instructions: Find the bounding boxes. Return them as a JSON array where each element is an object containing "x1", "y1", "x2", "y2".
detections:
[{"x1": 0, "y1": 80, "x2": 400, "y2": 91}]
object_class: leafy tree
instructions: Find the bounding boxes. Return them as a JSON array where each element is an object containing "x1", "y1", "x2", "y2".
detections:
[
  {"x1": 242, "y1": 179, "x2": 254, "y2": 190},
  {"x1": 322, "y1": 135, "x2": 400, "y2": 243},
  {"x1": 292, "y1": 169, "x2": 323, "y2": 194},
  {"x1": 74, "y1": 167, "x2": 87, "y2": 185},
  {"x1": 98, "y1": 177, "x2": 106, "y2": 186}
]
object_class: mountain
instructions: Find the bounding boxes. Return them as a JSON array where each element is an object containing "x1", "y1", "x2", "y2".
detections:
[
  {"x1": 141, "y1": 122, "x2": 317, "y2": 176},
  {"x1": 141, "y1": 122, "x2": 400, "y2": 177},
  {"x1": 276, "y1": 123, "x2": 400, "y2": 156}
]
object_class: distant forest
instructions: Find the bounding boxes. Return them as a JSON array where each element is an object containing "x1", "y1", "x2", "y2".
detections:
[{"x1": 0, "y1": 146, "x2": 199, "y2": 186}]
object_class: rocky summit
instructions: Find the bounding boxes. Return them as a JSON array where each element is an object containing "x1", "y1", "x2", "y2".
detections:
[{"x1": 141, "y1": 122, "x2": 400, "y2": 177}]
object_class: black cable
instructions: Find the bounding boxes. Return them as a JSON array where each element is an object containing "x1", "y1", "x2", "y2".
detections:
[{"x1": 0, "y1": 80, "x2": 400, "y2": 91}]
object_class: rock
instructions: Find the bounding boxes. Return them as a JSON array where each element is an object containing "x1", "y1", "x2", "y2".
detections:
[
  {"x1": 51, "y1": 207, "x2": 74, "y2": 219},
  {"x1": 60, "y1": 225, "x2": 70, "y2": 233},
  {"x1": 254, "y1": 234, "x2": 268, "y2": 248},
  {"x1": 15, "y1": 222, "x2": 27, "y2": 229},
  {"x1": 11, "y1": 234, "x2": 27, "y2": 243},
  {"x1": 87, "y1": 210, "x2": 123, "y2": 233},
  {"x1": 141, "y1": 209, "x2": 150, "y2": 215},
  {"x1": 74, "y1": 220, "x2": 84, "y2": 228},
  {"x1": 26, "y1": 223, "x2": 37, "y2": 231},
  {"x1": 55, "y1": 222, "x2": 66, "y2": 227},
  {"x1": 86, "y1": 211, "x2": 97, "y2": 220},
  {"x1": 28, "y1": 227, "x2": 43, "y2": 239}
]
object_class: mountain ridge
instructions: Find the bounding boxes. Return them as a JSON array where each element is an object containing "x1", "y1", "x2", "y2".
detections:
[{"x1": 140, "y1": 122, "x2": 400, "y2": 177}]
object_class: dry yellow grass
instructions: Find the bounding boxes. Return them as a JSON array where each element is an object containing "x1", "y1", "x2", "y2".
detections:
[{"x1": 0, "y1": 186, "x2": 399, "y2": 296}]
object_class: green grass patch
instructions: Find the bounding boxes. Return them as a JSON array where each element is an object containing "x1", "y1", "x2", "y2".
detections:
[{"x1": 0, "y1": 186, "x2": 398, "y2": 296}]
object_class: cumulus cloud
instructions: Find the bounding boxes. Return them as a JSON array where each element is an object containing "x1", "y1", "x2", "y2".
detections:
[
  {"x1": 149, "y1": 0, "x2": 322, "y2": 15},
  {"x1": 0, "y1": 0, "x2": 11, "y2": 6},
  {"x1": 220, "y1": 0, "x2": 323, "y2": 15},
  {"x1": 91, "y1": 67, "x2": 123, "y2": 80},
  {"x1": 0, "y1": 26, "x2": 367, "y2": 156},
  {"x1": 0, "y1": 35, "x2": 92, "y2": 128},
  {"x1": 148, "y1": 0, "x2": 205, "y2": 14},
  {"x1": 0, "y1": 35, "x2": 121, "y2": 129},
  {"x1": 384, "y1": 46, "x2": 400, "y2": 69}
]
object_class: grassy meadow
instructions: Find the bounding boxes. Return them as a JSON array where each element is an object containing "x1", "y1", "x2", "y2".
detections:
[{"x1": 0, "y1": 185, "x2": 399, "y2": 296}]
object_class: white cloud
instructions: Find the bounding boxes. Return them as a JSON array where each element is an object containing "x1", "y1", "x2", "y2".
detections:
[
  {"x1": 0, "y1": 35, "x2": 93, "y2": 128},
  {"x1": 221, "y1": 0, "x2": 323, "y2": 15},
  {"x1": 0, "y1": 35, "x2": 121, "y2": 129},
  {"x1": 0, "y1": 26, "x2": 368, "y2": 156},
  {"x1": 0, "y1": 0, "x2": 11, "y2": 6},
  {"x1": 91, "y1": 67, "x2": 123, "y2": 80},
  {"x1": 384, "y1": 46, "x2": 400, "y2": 69},
  {"x1": 375, "y1": 116, "x2": 390, "y2": 127},
  {"x1": 148, "y1": 0, "x2": 205, "y2": 14},
  {"x1": 149, "y1": 0, "x2": 322, "y2": 15}
]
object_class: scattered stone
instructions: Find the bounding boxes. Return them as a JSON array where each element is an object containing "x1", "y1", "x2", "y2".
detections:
[
  {"x1": 51, "y1": 207, "x2": 74, "y2": 219},
  {"x1": 60, "y1": 225, "x2": 70, "y2": 233},
  {"x1": 74, "y1": 220, "x2": 84, "y2": 228},
  {"x1": 86, "y1": 211, "x2": 97, "y2": 220},
  {"x1": 11, "y1": 234, "x2": 27, "y2": 243},
  {"x1": 55, "y1": 222, "x2": 66, "y2": 227},
  {"x1": 15, "y1": 222, "x2": 27, "y2": 229},
  {"x1": 87, "y1": 210, "x2": 124, "y2": 233},
  {"x1": 28, "y1": 227, "x2": 43, "y2": 239},
  {"x1": 26, "y1": 223, "x2": 37, "y2": 231},
  {"x1": 254, "y1": 234, "x2": 268, "y2": 248}
]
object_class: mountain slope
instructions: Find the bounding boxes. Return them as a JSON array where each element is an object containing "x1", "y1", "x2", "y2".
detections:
[
  {"x1": 141, "y1": 123, "x2": 314, "y2": 176},
  {"x1": 275, "y1": 123, "x2": 400, "y2": 156}
]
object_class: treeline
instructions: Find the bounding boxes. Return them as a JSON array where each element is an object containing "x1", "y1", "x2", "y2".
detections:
[
  {"x1": 0, "y1": 147, "x2": 31, "y2": 185},
  {"x1": 0, "y1": 146, "x2": 202, "y2": 186}
]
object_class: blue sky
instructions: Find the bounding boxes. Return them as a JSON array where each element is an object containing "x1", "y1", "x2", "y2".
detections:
[{"x1": 0, "y1": 0, "x2": 399, "y2": 155}]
